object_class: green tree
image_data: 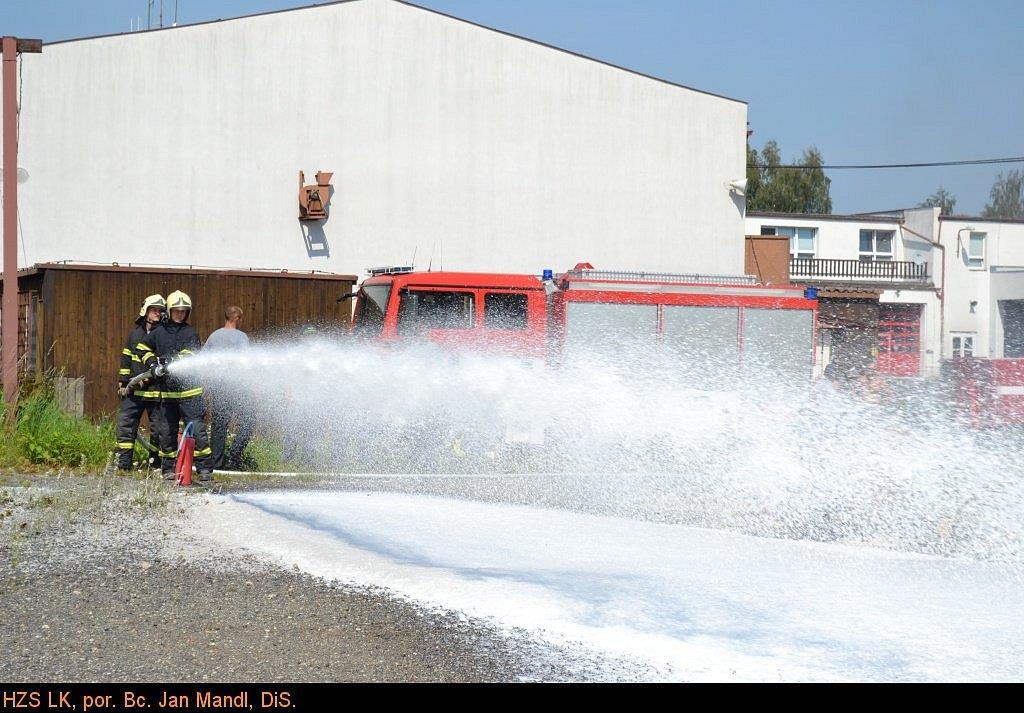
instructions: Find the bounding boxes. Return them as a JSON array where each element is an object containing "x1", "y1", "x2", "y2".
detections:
[
  {"x1": 745, "y1": 144, "x2": 763, "y2": 206},
  {"x1": 918, "y1": 187, "x2": 957, "y2": 215},
  {"x1": 982, "y1": 170, "x2": 1024, "y2": 219},
  {"x1": 746, "y1": 140, "x2": 832, "y2": 214}
]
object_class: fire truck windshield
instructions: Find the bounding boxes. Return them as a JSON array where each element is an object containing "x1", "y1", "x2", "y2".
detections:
[{"x1": 353, "y1": 284, "x2": 391, "y2": 337}]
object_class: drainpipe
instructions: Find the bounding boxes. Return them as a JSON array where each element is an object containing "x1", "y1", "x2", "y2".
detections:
[{"x1": 900, "y1": 220, "x2": 945, "y2": 371}]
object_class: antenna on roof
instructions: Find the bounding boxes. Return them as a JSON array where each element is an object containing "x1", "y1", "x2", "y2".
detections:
[
  {"x1": 173, "y1": 0, "x2": 179, "y2": 26},
  {"x1": 410, "y1": 245, "x2": 418, "y2": 271}
]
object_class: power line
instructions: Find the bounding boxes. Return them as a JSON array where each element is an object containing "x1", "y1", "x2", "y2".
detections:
[{"x1": 748, "y1": 156, "x2": 1024, "y2": 170}]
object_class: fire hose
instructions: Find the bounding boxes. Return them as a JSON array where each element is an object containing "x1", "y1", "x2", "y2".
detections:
[
  {"x1": 119, "y1": 358, "x2": 169, "y2": 398},
  {"x1": 118, "y1": 358, "x2": 198, "y2": 486}
]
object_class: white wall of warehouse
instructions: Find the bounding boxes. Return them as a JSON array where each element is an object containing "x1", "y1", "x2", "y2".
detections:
[{"x1": 9, "y1": 0, "x2": 747, "y2": 279}]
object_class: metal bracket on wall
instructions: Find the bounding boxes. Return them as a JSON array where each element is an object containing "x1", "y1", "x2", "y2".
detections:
[{"x1": 298, "y1": 170, "x2": 333, "y2": 220}]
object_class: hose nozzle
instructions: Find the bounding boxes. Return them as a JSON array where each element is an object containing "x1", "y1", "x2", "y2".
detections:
[{"x1": 123, "y1": 357, "x2": 169, "y2": 393}]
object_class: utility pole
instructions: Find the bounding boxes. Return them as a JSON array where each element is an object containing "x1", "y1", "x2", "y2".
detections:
[{"x1": 2, "y1": 37, "x2": 42, "y2": 415}]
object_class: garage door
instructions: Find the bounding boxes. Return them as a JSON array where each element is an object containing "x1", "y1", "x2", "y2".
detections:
[{"x1": 877, "y1": 304, "x2": 921, "y2": 376}]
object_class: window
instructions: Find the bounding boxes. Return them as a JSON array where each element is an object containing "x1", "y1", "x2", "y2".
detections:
[
  {"x1": 951, "y1": 333, "x2": 975, "y2": 358},
  {"x1": 763, "y1": 226, "x2": 816, "y2": 259},
  {"x1": 968, "y1": 232, "x2": 986, "y2": 269},
  {"x1": 353, "y1": 284, "x2": 391, "y2": 337},
  {"x1": 484, "y1": 292, "x2": 528, "y2": 330},
  {"x1": 859, "y1": 230, "x2": 894, "y2": 261},
  {"x1": 397, "y1": 290, "x2": 474, "y2": 334},
  {"x1": 1000, "y1": 300, "x2": 1024, "y2": 358}
]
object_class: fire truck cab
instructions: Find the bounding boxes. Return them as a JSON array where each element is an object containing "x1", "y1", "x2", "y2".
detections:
[{"x1": 351, "y1": 266, "x2": 548, "y2": 356}]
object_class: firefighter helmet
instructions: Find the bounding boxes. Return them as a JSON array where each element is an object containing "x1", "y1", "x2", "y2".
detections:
[
  {"x1": 138, "y1": 294, "x2": 166, "y2": 319},
  {"x1": 167, "y1": 290, "x2": 193, "y2": 313}
]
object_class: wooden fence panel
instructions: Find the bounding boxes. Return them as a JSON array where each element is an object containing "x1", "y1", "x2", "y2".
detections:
[{"x1": 39, "y1": 268, "x2": 354, "y2": 416}]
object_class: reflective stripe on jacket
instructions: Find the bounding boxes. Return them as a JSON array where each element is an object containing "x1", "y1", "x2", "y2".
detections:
[
  {"x1": 135, "y1": 321, "x2": 204, "y2": 399},
  {"x1": 121, "y1": 323, "x2": 161, "y2": 401}
]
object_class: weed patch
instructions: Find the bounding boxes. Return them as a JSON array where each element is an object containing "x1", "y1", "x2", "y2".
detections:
[{"x1": 0, "y1": 378, "x2": 115, "y2": 471}]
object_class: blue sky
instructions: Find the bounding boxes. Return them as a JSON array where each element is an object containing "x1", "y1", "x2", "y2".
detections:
[{"x1": 3, "y1": 0, "x2": 1022, "y2": 214}]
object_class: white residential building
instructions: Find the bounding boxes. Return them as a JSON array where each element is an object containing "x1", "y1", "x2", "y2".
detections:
[{"x1": 746, "y1": 208, "x2": 1024, "y2": 377}]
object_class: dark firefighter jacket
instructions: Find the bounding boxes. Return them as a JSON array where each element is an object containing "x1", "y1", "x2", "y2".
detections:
[
  {"x1": 121, "y1": 322, "x2": 163, "y2": 400},
  {"x1": 135, "y1": 320, "x2": 204, "y2": 399}
]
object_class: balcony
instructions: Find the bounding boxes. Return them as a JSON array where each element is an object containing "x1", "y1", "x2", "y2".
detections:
[{"x1": 789, "y1": 258, "x2": 931, "y2": 286}]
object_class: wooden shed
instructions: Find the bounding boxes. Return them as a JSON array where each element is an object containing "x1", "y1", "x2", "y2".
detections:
[{"x1": 2, "y1": 263, "x2": 358, "y2": 416}]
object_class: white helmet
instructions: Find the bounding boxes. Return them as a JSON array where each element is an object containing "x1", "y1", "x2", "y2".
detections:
[
  {"x1": 137, "y1": 294, "x2": 166, "y2": 322},
  {"x1": 167, "y1": 290, "x2": 192, "y2": 313}
]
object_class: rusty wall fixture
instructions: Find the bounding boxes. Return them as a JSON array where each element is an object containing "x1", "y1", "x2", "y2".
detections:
[{"x1": 298, "y1": 170, "x2": 333, "y2": 220}]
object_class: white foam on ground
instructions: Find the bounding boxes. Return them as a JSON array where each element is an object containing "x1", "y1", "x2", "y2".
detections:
[{"x1": 188, "y1": 489, "x2": 1024, "y2": 682}]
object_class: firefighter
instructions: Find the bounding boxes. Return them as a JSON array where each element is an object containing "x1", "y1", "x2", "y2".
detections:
[
  {"x1": 114, "y1": 294, "x2": 166, "y2": 471},
  {"x1": 137, "y1": 290, "x2": 214, "y2": 481}
]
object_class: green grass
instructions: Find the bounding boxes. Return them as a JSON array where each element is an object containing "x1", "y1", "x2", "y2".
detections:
[
  {"x1": 0, "y1": 377, "x2": 115, "y2": 471},
  {"x1": 242, "y1": 437, "x2": 297, "y2": 473}
]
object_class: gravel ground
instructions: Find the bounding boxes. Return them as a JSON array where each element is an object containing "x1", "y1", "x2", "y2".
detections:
[{"x1": 0, "y1": 473, "x2": 585, "y2": 682}]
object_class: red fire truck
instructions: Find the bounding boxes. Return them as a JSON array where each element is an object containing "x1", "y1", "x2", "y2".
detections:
[
  {"x1": 347, "y1": 264, "x2": 1024, "y2": 435},
  {"x1": 350, "y1": 263, "x2": 819, "y2": 375},
  {"x1": 947, "y1": 357, "x2": 1024, "y2": 427},
  {"x1": 345, "y1": 262, "x2": 821, "y2": 455}
]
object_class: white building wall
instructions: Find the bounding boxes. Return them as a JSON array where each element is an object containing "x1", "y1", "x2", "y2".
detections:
[
  {"x1": 890, "y1": 207, "x2": 942, "y2": 374},
  {"x1": 939, "y1": 218, "x2": 1024, "y2": 359},
  {"x1": 747, "y1": 214, "x2": 907, "y2": 261},
  {"x1": 10, "y1": 0, "x2": 747, "y2": 278},
  {"x1": 900, "y1": 207, "x2": 940, "y2": 278}
]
